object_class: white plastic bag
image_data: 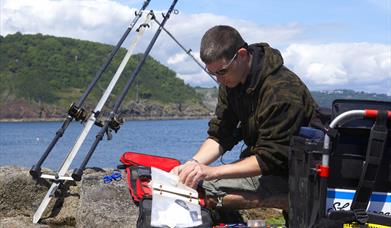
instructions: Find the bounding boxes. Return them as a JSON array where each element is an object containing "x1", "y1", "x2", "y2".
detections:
[{"x1": 150, "y1": 167, "x2": 202, "y2": 228}]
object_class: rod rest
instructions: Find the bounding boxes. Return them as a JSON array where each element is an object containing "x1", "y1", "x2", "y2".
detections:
[
  {"x1": 72, "y1": 168, "x2": 83, "y2": 181},
  {"x1": 30, "y1": 165, "x2": 42, "y2": 179}
]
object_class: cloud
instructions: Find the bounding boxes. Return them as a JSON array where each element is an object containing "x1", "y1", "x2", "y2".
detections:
[
  {"x1": 282, "y1": 43, "x2": 391, "y2": 94},
  {"x1": 1, "y1": 0, "x2": 134, "y2": 43},
  {"x1": 0, "y1": 0, "x2": 306, "y2": 85},
  {"x1": 1, "y1": 0, "x2": 390, "y2": 94},
  {"x1": 167, "y1": 53, "x2": 187, "y2": 65},
  {"x1": 149, "y1": 12, "x2": 306, "y2": 86},
  {"x1": 177, "y1": 72, "x2": 215, "y2": 87}
]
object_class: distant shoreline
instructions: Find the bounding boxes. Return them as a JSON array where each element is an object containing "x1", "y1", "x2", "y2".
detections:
[{"x1": 0, "y1": 115, "x2": 214, "y2": 123}]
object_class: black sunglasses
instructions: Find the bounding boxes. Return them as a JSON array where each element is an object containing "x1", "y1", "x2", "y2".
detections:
[{"x1": 205, "y1": 52, "x2": 239, "y2": 77}]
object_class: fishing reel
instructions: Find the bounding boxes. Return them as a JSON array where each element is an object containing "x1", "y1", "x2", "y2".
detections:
[
  {"x1": 108, "y1": 115, "x2": 124, "y2": 133},
  {"x1": 94, "y1": 114, "x2": 124, "y2": 140},
  {"x1": 68, "y1": 103, "x2": 88, "y2": 122},
  {"x1": 93, "y1": 114, "x2": 123, "y2": 132}
]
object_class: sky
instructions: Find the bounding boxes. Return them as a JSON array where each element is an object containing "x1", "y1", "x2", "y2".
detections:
[{"x1": 1, "y1": 0, "x2": 390, "y2": 94}]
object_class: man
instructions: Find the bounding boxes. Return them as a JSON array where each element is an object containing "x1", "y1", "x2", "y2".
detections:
[{"x1": 171, "y1": 25, "x2": 319, "y2": 210}]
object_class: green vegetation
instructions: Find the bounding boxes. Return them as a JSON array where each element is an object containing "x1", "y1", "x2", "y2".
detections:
[
  {"x1": 0, "y1": 33, "x2": 203, "y2": 110},
  {"x1": 1, "y1": 33, "x2": 389, "y2": 119},
  {"x1": 195, "y1": 88, "x2": 391, "y2": 109},
  {"x1": 266, "y1": 216, "x2": 286, "y2": 226}
]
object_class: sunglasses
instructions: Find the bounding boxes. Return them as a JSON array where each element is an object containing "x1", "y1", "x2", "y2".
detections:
[{"x1": 206, "y1": 52, "x2": 239, "y2": 77}]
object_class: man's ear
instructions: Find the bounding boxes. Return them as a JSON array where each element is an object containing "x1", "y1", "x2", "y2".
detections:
[{"x1": 237, "y1": 47, "x2": 248, "y2": 57}]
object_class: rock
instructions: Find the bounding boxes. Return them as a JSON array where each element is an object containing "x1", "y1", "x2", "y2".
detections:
[
  {"x1": 38, "y1": 181, "x2": 79, "y2": 226},
  {"x1": 121, "y1": 100, "x2": 210, "y2": 119},
  {"x1": 0, "y1": 166, "x2": 52, "y2": 219},
  {"x1": 76, "y1": 168, "x2": 138, "y2": 228},
  {"x1": 0, "y1": 166, "x2": 79, "y2": 226},
  {"x1": 0, "y1": 166, "x2": 138, "y2": 227},
  {"x1": 0, "y1": 215, "x2": 50, "y2": 228},
  {"x1": 0, "y1": 99, "x2": 41, "y2": 119},
  {"x1": 0, "y1": 166, "x2": 284, "y2": 227}
]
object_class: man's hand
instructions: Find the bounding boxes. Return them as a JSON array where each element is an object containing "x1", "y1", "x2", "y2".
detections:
[
  {"x1": 170, "y1": 164, "x2": 183, "y2": 176},
  {"x1": 169, "y1": 138, "x2": 224, "y2": 188},
  {"x1": 170, "y1": 159, "x2": 216, "y2": 189}
]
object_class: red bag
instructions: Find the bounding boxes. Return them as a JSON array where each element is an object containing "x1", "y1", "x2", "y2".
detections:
[{"x1": 119, "y1": 152, "x2": 181, "y2": 203}]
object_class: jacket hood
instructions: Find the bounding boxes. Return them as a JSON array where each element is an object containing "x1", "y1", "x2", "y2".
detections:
[{"x1": 245, "y1": 42, "x2": 284, "y2": 94}]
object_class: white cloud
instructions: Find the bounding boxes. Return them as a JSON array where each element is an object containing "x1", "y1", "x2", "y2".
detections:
[
  {"x1": 176, "y1": 72, "x2": 215, "y2": 87},
  {"x1": 1, "y1": 0, "x2": 134, "y2": 43},
  {"x1": 282, "y1": 43, "x2": 391, "y2": 94},
  {"x1": 1, "y1": 0, "x2": 390, "y2": 94},
  {"x1": 167, "y1": 53, "x2": 187, "y2": 65},
  {"x1": 148, "y1": 13, "x2": 306, "y2": 86}
]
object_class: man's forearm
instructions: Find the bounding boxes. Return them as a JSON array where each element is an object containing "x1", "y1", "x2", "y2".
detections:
[
  {"x1": 212, "y1": 155, "x2": 261, "y2": 179},
  {"x1": 192, "y1": 138, "x2": 224, "y2": 165},
  {"x1": 177, "y1": 139, "x2": 262, "y2": 188}
]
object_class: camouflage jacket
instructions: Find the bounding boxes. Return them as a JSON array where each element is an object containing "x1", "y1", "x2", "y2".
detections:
[{"x1": 207, "y1": 43, "x2": 318, "y2": 176}]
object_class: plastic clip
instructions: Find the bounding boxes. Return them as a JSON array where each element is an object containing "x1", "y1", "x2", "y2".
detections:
[{"x1": 103, "y1": 171, "x2": 122, "y2": 183}]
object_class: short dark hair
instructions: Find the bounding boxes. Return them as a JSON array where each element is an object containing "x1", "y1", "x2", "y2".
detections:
[{"x1": 200, "y1": 25, "x2": 246, "y2": 64}]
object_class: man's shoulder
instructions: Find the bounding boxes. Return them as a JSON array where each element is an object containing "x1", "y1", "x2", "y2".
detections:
[{"x1": 261, "y1": 66, "x2": 311, "y2": 103}]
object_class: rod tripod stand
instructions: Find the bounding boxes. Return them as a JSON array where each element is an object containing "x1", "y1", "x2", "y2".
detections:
[{"x1": 30, "y1": 0, "x2": 181, "y2": 223}]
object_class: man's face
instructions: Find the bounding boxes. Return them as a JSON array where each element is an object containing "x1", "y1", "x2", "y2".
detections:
[{"x1": 205, "y1": 50, "x2": 246, "y2": 88}]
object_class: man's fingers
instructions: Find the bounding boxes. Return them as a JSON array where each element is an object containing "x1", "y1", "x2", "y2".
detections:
[
  {"x1": 179, "y1": 164, "x2": 194, "y2": 184},
  {"x1": 170, "y1": 165, "x2": 182, "y2": 175},
  {"x1": 178, "y1": 160, "x2": 210, "y2": 188},
  {"x1": 178, "y1": 160, "x2": 197, "y2": 181},
  {"x1": 170, "y1": 167, "x2": 178, "y2": 175},
  {"x1": 180, "y1": 163, "x2": 200, "y2": 184},
  {"x1": 190, "y1": 171, "x2": 204, "y2": 189},
  {"x1": 184, "y1": 169, "x2": 198, "y2": 187}
]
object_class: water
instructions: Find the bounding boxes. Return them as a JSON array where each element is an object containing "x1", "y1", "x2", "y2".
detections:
[{"x1": 0, "y1": 119, "x2": 243, "y2": 170}]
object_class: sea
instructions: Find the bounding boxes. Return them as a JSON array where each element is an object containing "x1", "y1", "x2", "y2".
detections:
[{"x1": 0, "y1": 119, "x2": 243, "y2": 170}]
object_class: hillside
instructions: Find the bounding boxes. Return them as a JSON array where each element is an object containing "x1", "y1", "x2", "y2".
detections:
[
  {"x1": 1, "y1": 33, "x2": 389, "y2": 120},
  {"x1": 195, "y1": 88, "x2": 391, "y2": 110},
  {"x1": 311, "y1": 89, "x2": 391, "y2": 107},
  {"x1": 0, "y1": 33, "x2": 209, "y2": 119}
]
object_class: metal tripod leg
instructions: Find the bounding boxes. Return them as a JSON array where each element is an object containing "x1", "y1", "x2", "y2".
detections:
[{"x1": 33, "y1": 182, "x2": 60, "y2": 224}]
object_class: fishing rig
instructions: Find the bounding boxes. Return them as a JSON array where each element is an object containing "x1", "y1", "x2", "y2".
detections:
[{"x1": 29, "y1": 0, "x2": 215, "y2": 223}]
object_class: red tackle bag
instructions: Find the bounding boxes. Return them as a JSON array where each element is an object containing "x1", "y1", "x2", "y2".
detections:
[{"x1": 119, "y1": 151, "x2": 181, "y2": 203}]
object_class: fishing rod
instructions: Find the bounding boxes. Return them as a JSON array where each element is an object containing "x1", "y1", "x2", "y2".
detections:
[
  {"x1": 29, "y1": 0, "x2": 152, "y2": 179},
  {"x1": 32, "y1": 11, "x2": 154, "y2": 226},
  {"x1": 72, "y1": 0, "x2": 179, "y2": 181},
  {"x1": 152, "y1": 16, "x2": 217, "y2": 83}
]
